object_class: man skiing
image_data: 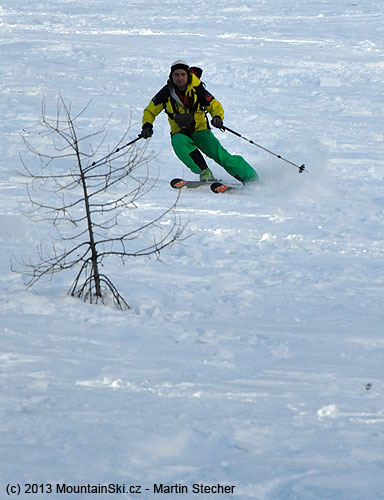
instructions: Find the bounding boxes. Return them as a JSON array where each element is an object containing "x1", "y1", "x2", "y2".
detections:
[{"x1": 141, "y1": 60, "x2": 259, "y2": 184}]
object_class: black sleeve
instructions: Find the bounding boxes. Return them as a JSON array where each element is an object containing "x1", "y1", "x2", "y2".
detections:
[
  {"x1": 194, "y1": 82, "x2": 216, "y2": 108},
  {"x1": 152, "y1": 85, "x2": 170, "y2": 106}
]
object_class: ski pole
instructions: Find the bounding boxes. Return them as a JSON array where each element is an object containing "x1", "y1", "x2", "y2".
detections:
[
  {"x1": 222, "y1": 125, "x2": 306, "y2": 173},
  {"x1": 90, "y1": 134, "x2": 144, "y2": 168}
]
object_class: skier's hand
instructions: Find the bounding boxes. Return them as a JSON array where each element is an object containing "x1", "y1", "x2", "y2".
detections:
[
  {"x1": 141, "y1": 123, "x2": 153, "y2": 139},
  {"x1": 211, "y1": 116, "x2": 223, "y2": 128}
]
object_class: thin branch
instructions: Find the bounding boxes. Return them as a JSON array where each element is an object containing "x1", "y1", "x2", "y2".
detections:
[{"x1": 14, "y1": 96, "x2": 185, "y2": 310}]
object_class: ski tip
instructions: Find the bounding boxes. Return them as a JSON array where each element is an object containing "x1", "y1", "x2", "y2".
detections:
[
  {"x1": 210, "y1": 182, "x2": 231, "y2": 193},
  {"x1": 170, "y1": 178, "x2": 187, "y2": 189}
]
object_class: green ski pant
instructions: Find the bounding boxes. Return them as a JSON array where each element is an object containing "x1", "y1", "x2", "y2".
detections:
[{"x1": 171, "y1": 129, "x2": 259, "y2": 183}]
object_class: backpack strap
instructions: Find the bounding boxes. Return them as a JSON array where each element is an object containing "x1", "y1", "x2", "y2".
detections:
[
  {"x1": 154, "y1": 82, "x2": 211, "y2": 129},
  {"x1": 166, "y1": 83, "x2": 200, "y2": 119}
]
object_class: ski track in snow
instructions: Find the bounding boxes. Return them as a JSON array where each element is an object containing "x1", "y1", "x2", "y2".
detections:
[{"x1": 1, "y1": 1, "x2": 384, "y2": 499}]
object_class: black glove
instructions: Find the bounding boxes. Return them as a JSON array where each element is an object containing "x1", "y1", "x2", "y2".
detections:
[
  {"x1": 211, "y1": 116, "x2": 223, "y2": 128},
  {"x1": 141, "y1": 123, "x2": 153, "y2": 139}
]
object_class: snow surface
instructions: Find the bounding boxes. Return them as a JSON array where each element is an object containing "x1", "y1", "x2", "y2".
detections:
[{"x1": 1, "y1": 0, "x2": 384, "y2": 498}]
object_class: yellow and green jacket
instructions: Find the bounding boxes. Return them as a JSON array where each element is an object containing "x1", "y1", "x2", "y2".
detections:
[{"x1": 142, "y1": 74, "x2": 224, "y2": 136}]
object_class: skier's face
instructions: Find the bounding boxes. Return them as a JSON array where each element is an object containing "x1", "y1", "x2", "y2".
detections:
[{"x1": 172, "y1": 69, "x2": 188, "y2": 90}]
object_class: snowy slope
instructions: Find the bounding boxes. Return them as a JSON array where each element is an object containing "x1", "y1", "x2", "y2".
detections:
[{"x1": 1, "y1": 1, "x2": 384, "y2": 499}]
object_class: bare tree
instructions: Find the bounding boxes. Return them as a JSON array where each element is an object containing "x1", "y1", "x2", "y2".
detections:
[{"x1": 14, "y1": 96, "x2": 185, "y2": 310}]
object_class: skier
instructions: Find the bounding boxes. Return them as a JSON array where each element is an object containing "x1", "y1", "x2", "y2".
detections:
[{"x1": 140, "y1": 60, "x2": 259, "y2": 184}]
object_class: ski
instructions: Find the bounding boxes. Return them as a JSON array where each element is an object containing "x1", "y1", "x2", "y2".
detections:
[
  {"x1": 170, "y1": 178, "x2": 242, "y2": 193},
  {"x1": 210, "y1": 182, "x2": 240, "y2": 193},
  {"x1": 170, "y1": 178, "x2": 219, "y2": 190}
]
